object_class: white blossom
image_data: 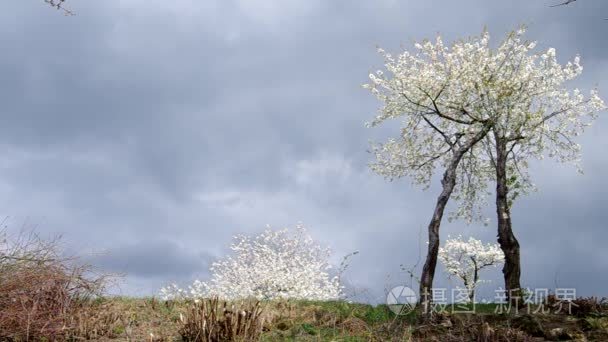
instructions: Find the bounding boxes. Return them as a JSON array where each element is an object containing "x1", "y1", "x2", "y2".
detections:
[
  {"x1": 159, "y1": 224, "x2": 342, "y2": 301},
  {"x1": 364, "y1": 26, "x2": 605, "y2": 222},
  {"x1": 438, "y1": 236, "x2": 504, "y2": 302},
  {"x1": 159, "y1": 283, "x2": 188, "y2": 301}
]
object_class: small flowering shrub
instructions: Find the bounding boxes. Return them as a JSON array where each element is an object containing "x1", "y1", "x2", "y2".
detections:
[
  {"x1": 160, "y1": 224, "x2": 342, "y2": 301},
  {"x1": 438, "y1": 236, "x2": 504, "y2": 302}
]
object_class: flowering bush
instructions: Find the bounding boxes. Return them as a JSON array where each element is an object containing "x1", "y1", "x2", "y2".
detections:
[
  {"x1": 438, "y1": 236, "x2": 504, "y2": 302},
  {"x1": 160, "y1": 224, "x2": 342, "y2": 301}
]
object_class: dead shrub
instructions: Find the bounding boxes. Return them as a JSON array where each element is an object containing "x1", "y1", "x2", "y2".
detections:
[
  {"x1": 179, "y1": 298, "x2": 265, "y2": 342},
  {"x1": 472, "y1": 323, "x2": 532, "y2": 342},
  {"x1": 0, "y1": 226, "x2": 108, "y2": 341},
  {"x1": 570, "y1": 297, "x2": 608, "y2": 317},
  {"x1": 547, "y1": 295, "x2": 608, "y2": 316},
  {"x1": 340, "y1": 316, "x2": 369, "y2": 335},
  {"x1": 67, "y1": 304, "x2": 126, "y2": 340}
]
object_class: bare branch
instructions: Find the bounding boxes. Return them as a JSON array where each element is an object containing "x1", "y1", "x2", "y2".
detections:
[
  {"x1": 417, "y1": 86, "x2": 477, "y2": 125},
  {"x1": 420, "y1": 114, "x2": 454, "y2": 147},
  {"x1": 550, "y1": 0, "x2": 577, "y2": 7},
  {"x1": 44, "y1": 0, "x2": 74, "y2": 16},
  {"x1": 410, "y1": 147, "x2": 452, "y2": 170}
]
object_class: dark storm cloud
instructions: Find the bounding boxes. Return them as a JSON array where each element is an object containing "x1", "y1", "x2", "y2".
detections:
[
  {"x1": 90, "y1": 240, "x2": 213, "y2": 279},
  {"x1": 0, "y1": 0, "x2": 606, "y2": 299}
]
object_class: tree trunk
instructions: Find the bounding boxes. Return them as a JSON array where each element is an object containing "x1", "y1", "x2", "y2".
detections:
[
  {"x1": 419, "y1": 156, "x2": 460, "y2": 313},
  {"x1": 470, "y1": 261, "x2": 479, "y2": 303},
  {"x1": 494, "y1": 135, "x2": 522, "y2": 304},
  {"x1": 419, "y1": 123, "x2": 492, "y2": 313}
]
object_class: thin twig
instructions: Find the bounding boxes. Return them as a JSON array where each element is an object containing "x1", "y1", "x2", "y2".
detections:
[{"x1": 44, "y1": 0, "x2": 74, "y2": 16}]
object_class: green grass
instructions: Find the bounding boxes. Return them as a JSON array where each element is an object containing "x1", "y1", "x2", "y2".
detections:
[{"x1": 38, "y1": 297, "x2": 608, "y2": 341}]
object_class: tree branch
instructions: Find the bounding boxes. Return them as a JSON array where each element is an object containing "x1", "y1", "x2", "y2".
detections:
[
  {"x1": 44, "y1": 0, "x2": 74, "y2": 16},
  {"x1": 420, "y1": 115, "x2": 454, "y2": 147}
]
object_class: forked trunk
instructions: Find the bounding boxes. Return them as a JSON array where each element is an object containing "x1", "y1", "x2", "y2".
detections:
[
  {"x1": 419, "y1": 123, "x2": 492, "y2": 314},
  {"x1": 495, "y1": 135, "x2": 522, "y2": 304}
]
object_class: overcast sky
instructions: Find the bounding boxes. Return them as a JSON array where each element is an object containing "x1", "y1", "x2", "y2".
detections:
[{"x1": 1, "y1": 0, "x2": 606, "y2": 303}]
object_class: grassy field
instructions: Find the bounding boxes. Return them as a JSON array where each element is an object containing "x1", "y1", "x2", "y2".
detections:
[{"x1": 59, "y1": 297, "x2": 608, "y2": 341}]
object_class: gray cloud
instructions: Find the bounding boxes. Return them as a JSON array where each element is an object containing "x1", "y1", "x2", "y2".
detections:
[
  {"x1": 90, "y1": 240, "x2": 213, "y2": 279},
  {"x1": 0, "y1": 0, "x2": 606, "y2": 300}
]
